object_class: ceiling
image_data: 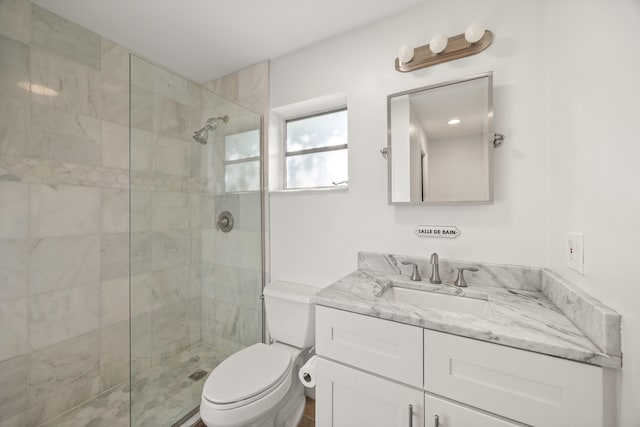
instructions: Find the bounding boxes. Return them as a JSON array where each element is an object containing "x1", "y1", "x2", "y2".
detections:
[
  {"x1": 33, "y1": 0, "x2": 425, "y2": 83},
  {"x1": 409, "y1": 77, "x2": 488, "y2": 141}
]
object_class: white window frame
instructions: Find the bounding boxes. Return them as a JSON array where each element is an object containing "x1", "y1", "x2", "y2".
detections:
[
  {"x1": 223, "y1": 129, "x2": 261, "y2": 193},
  {"x1": 283, "y1": 107, "x2": 348, "y2": 190},
  {"x1": 269, "y1": 92, "x2": 348, "y2": 193}
]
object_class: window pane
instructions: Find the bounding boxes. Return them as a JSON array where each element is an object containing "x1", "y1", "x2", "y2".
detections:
[
  {"x1": 286, "y1": 109, "x2": 347, "y2": 152},
  {"x1": 225, "y1": 160, "x2": 260, "y2": 192},
  {"x1": 286, "y1": 149, "x2": 348, "y2": 189},
  {"x1": 225, "y1": 129, "x2": 260, "y2": 161}
]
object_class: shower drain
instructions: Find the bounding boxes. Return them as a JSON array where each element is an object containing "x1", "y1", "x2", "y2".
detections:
[{"x1": 188, "y1": 369, "x2": 208, "y2": 382}]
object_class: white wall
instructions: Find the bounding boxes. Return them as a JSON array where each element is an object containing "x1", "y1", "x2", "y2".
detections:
[
  {"x1": 390, "y1": 96, "x2": 412, "y2": 201},
  {"x1": 427, "y1": 135, "x2": 488, "y2": 201},
  {"x1": 545, "y1": 0, "x2": 640, "y2": 424},
  {"x1": 409, "y1": 106, "x2": 427, "y2": 202},
  {"x1": 269, "y1": 0, "x2": 547, "y2": 287},
  {"x1": 269, "y1": 0, "x2": 639, "y2": 423}
]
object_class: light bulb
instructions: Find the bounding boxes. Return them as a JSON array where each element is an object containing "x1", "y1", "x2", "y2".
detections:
[
  {"x1": 429, "y1": 34, "x2": 448, "y2": 54},
  {"x1": 448, "y1": 118, "x2": 461, "y2": 125},
  {"x1": 397, "y1": 44, "x2": 415, "y2": 64},
  {"x1": 465, "y1": 22, "x2": 486, "y2": 44}
]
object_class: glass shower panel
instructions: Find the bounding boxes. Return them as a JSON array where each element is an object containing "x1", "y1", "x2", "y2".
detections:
[{"x1": 129, "y1": 55, "x2": 263, "y2": 426}]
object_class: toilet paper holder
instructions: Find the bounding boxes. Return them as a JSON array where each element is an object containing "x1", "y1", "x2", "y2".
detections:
[{"x1": 299, "y1": 355, "x2": 318, "y2": 388}]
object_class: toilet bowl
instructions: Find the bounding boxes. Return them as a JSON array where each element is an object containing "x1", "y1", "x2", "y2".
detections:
[
  {"x1": 200, "y1": 343, "x2": 307, "y2": 427},
  {"x1": 200, "y1": 281, "x2": 316, "y2": 427}
]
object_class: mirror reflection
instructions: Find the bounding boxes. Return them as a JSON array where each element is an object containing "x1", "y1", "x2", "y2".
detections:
[{"x1": 388, "y1": 73, "x2": 493, "y2": 204}]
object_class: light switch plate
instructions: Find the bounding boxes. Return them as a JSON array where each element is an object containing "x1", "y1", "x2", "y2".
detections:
[{"x1": 566, "y1": 232, "x2": 584, "y2": 274}]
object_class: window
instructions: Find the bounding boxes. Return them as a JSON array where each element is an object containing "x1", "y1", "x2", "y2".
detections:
[
  {"x1": 285, "y1": 108, "x2": 348, "y2": 189},
  {"x1": 224, "y1": 129, "x2": 260, "y2": 192}
]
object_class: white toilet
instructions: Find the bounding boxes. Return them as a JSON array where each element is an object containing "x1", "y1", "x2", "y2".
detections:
[{"x1": 200, "y1": 281, "x2": 317, "y2": 427}]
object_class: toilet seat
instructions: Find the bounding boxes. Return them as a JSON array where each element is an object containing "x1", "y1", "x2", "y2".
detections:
[{"x1": 202, "y1": 343, "x2": 292, "y2": 410}]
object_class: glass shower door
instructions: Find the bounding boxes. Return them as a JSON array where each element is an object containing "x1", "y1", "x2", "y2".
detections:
[{"x1": 129, "y1": 55, "x2": 263, "y2": 426}]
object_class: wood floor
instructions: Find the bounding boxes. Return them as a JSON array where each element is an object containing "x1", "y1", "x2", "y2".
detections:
[
  {"x1": 191, "y1": 397, "x2": 315, "y2": 427},
  {"x1": 298, "y1": 397, "x2": 316, "y2": 427}
]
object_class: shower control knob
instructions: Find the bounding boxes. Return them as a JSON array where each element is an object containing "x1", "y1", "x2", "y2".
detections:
[{"x1": 216, "y1": 211, "x2": 234, "y2": 232}]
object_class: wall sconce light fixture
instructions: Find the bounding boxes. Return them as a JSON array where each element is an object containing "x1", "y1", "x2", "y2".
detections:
[{"x1": 396, "y1": 23, "x2": 493, "y2": 72}]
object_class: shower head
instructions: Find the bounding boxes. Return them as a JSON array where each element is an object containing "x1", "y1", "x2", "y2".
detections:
[
  {"x1": 192, "y1": 127, "x2": 209, "y2": 144},
  {"x1": 192, "y1": 115, "x2": 229, "y2": 144}
]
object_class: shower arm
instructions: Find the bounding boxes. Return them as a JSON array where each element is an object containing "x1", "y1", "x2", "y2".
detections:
[{"x1": 208, "y1": 115, "x2": 229, "y2": 127}]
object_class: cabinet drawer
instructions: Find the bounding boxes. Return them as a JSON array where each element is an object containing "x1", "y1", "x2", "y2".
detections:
[
  {"x1": 316, "y1": 306, "x2": 423, "y2": 387},
  {"x1": 424, "y1": 330, "x2": 604, "y2": 427},
  {"x1": 316, "y1": 357, "x2": 423, "y2": 427},
  {"x1": 425, "y1": 393, "x2": 525, "y2": 427}
]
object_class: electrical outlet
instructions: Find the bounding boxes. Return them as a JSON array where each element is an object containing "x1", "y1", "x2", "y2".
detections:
[{"x1": 566, "y1": 232, "x2": 584, "y2": 274}]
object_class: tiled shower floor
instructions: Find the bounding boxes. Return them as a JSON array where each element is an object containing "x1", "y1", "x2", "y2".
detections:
[
  {"x1": 41, "y1": 344, "x2": 228, "y2": 427},
  {"x1": 131, "y1": 345, "x2": 229, "y2": 426},
  {"x1": 40, "y1": 383, "x2": 130, "y2": 427}
]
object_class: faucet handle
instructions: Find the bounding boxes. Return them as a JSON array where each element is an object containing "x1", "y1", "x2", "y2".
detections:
[
  {"x1": 429, "y1": 252, "x2": 442, "y2": 284},
  {"x1": 401, "y1": 261, "x2": 422, "y2": 281},
  {"x1": 454, "y1": 267, "x2": 479, "y2": 288}
]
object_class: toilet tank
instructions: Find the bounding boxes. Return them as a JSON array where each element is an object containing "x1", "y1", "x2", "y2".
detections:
[{"x1": 263, "y1": 281, "x2": 317, "y2": 348}]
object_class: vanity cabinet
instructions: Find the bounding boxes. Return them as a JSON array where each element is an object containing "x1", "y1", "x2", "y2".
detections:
[
  {"x1": 424, "y1": 330, "x2": 604, "y2": 427},
  {"x1": 316, "y1": 358, "x2": 423, "y2": 427},
  {"x1": 424, "y1": 393, "x2": 524, "y2": 427},
  {"x1": 315, "y1": 304, "x2": 423, "y2": 387},
  {"x1": 315, "y1": 306, "x2": 610, "y2": 427}
]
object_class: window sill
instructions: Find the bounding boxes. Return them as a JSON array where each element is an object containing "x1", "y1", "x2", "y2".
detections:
[{"x1": 269, "y1": 186, "x2": 349, "y2": 196}]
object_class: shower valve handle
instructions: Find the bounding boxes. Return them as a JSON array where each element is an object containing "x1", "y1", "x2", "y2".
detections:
[{"x1": 216, "y1": 211, "x2": 234, "y2": 232}]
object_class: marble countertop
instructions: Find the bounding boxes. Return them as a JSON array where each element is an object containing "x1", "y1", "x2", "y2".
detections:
[{"x1": 314, "y1": 269, "x2": 621, "y2": 368}]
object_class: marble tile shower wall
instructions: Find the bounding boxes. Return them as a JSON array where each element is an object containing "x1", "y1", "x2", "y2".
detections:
[
  {"x1": 0, "y1": 1, "x2": 130, "y2": 426},
  {"x1": 200, "y1": 64, "x2": 268, "y2": 356},
  {"x1": 200, "y1": 192, "x2": 263, "y2": 355},
  {"x1": 128, "y1": 55, "x2": 204, "y2": 378},
  {"x1": 202, "y1": 61, "x2": 269, "y2": 116},
  {"x1": 128, "y1": 57, "x2": 265, "y2": 372}
]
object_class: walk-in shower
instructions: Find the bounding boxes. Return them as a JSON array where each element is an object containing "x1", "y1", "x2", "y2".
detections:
[
  {"x1": 193, "y1": 115, "x2": 229, "y2": 144},
  {"x1": 130, "y1": 55, "x2": 263, "y2": 426}
]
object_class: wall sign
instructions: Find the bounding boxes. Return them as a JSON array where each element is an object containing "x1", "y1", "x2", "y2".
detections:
[{"x1": 415, "y1": 225, "x2": 461, "y2": 239}]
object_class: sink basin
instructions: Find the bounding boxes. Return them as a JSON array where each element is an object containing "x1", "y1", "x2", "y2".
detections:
[{"x1": 382, "y1": 286, "x2": 493, "y2": 318}]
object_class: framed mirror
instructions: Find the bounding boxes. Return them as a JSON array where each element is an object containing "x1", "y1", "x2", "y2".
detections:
[{"x1": 387, "y1": 72, "x2": 494, "y2": 204}]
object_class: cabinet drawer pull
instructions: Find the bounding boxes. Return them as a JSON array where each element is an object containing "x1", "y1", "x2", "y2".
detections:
[
  {"x1": 434, "y1": 414, "x2": 440, "y2": 427},
  {"x1": 408, "y1": 404, "x2": 413, "y2": 427}
]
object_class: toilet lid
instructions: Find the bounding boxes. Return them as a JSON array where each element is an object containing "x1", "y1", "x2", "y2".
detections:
[{"x1": 203, "y1": 343, "x2": 292, "y2": 405}]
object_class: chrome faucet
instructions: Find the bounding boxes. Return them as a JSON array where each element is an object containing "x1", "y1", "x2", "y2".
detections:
[
  {"x1": 429, "y1": 253, "x2": 442, "y2": 284},
  {"x1": 401, "y1": 261, "x2": 421, "y2": 281},
  {"x1": 454, "y1": 267, "x2": 479, "y2": 287}
]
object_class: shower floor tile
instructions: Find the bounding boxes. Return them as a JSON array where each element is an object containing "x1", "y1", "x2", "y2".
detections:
[
  {"x1": 41, "y1": 344, "x2": 229, "y2": 427},
  {"x1": 131, "y1": 344, "x2": 229, "y2": 427},
  {"x1": 39, "y1": 383, "x2": 130, "y2": 427}
]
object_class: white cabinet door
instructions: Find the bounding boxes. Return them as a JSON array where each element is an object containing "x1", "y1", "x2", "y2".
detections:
[
  {"x1": 424, "y1": 330, "x2": 604, "y2": 427},
  {"x1": 316, "y1": 306, "x2": 423, "y2": 387},
  {"x1": 316, "y1": 357, "x2": 423, "y2": 427},
  {"x1": 424, "y1": 393, "x2": 526, "y2": 427}
]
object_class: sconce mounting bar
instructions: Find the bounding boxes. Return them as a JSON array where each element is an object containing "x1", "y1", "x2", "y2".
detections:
[{"x1": 395, "y1": 31, "x2": 493, "y2": 72}]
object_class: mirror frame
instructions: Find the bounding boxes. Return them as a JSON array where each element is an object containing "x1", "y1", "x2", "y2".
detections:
[{"x1": 386, "y1": 72, "x2": 494, "y2": 205}]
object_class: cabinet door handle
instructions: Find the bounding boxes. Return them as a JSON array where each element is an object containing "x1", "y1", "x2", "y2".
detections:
[
  {"x1": 434, "y1": 414, "x2": 440, "y2": 427},
  {"x1": 408, "y1": 404, "x2": 413, "y2": 427}
]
